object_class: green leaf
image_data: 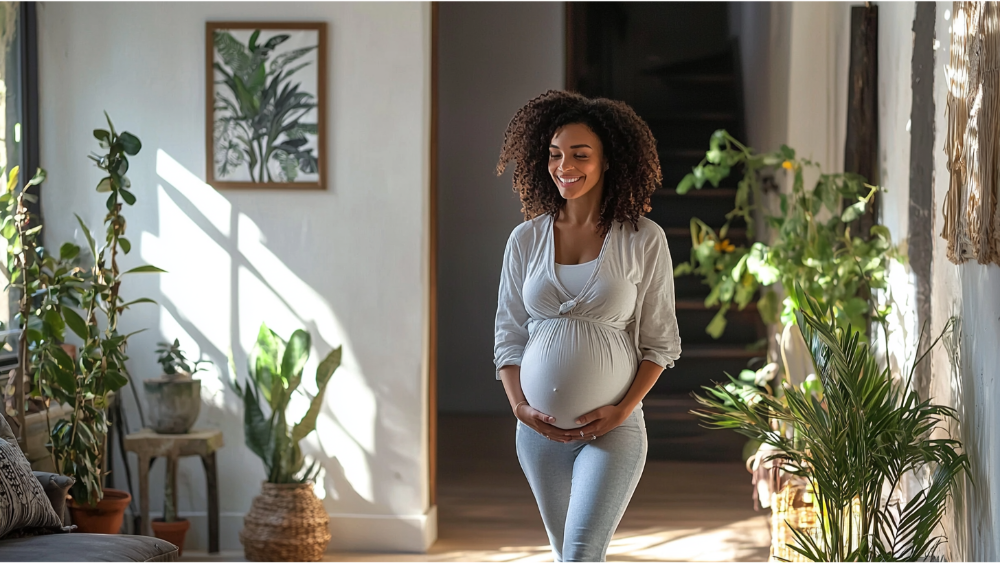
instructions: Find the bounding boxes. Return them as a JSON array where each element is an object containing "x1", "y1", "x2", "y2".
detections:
[
  {"x1": 281, "y1": 329, "x2": 311, "y2": 394},
  {"x1": 60, "y1": 243, "x2": 80, "y2": 261},
  {"x1": 96, "y1": 177, "x2": 112, "y2": 193},
  {"x1": 74, "y1": 215, "x2": 96, "y2": 261},
  {"x1": 676, "y1": 173, "x2": 696, "y2": 195},
  {"x1": 104, "y1": 369, "x2": 129, "y2": 392},
  {"x1": 118, "y1": 237, "x2": 131, "y2": 254},
  {"x1": 242, "y1": 384, "x2": 274, "y2": 475},
  {"x1": 250, "y1": 323, "x2": 284, "y2": 405},
  {"x1": 121, "y1": 297, "x2": 157, "y2": 309},
  {"x1": 119, "y1": 132, "x2": 141, "y2": 156},
  {"x1": 673, "y1": 262, "x2": 693, "y2": 277},
  {"x1": 841, "y1": 200, "x2": 867, "y2": 223},
  {"x1": 121, "y1": 265, "x2": 166, "y2": 275},
  {"x1": 706, "y1": 306, "x2": 729, "y2": 339},
  {"x1": 757, "y1": 289, "x2": 780, "y2": 324},
  {"x1": 25, "y1": 168, "x2": 46, "y2": 188},
  {"x1": 93, "y1": 129, "x2": 110, "y2": 143},
  {"x1": 120, "y1": 189, "x2": 136, "y2": 206},
  {"x1": 44, "y1": 308, "x2": 66, "y2": 340},
  {"x1": 62, "y1": 307, "x2": 89, "y2": 339},
  {"x1": 291, "y1": 346, "x2": 341, "y2": 444}
]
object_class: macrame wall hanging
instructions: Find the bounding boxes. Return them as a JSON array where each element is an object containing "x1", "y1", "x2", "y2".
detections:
[{"x1": 942, "y1": 1, "x2": 1000, "y2": 265}]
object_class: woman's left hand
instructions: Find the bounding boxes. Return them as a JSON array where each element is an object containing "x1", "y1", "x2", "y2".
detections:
[{"x1": 572, "y1": 405, "x2": 630, "y2": 440}]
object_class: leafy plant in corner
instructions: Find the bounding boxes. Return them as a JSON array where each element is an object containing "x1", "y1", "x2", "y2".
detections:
[
  {"x1": 230, "y1": 323, "x2": 341, "y2": 484},
  {"x1": 673, "y1": 130, "x2": 898, "y2": 339},
  {"x1": 213, "y1": 29, "x2": 319, "y2": 182},
  {"x1": 47, "y1": 114, "x2": 166, "y2": 505},
  {"x1": 693, "y1": 291, "x2": 970, "y2": 561},
  {"x1": 0, "y1": 165, "x2": 87, "y2": 444}
]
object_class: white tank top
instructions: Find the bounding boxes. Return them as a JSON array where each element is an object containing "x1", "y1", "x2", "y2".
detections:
[{"x1": 554, "y1": 259, "x2": 597, "y2": 297}]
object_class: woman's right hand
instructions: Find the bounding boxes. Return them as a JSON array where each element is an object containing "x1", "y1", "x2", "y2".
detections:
[{"x1": 515, "y1": 403, "x2": 576, "y2": 443}]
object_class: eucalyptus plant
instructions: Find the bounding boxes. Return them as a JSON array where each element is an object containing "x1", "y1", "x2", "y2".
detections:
[
  {"x1": 46, "y1": 114, "x2": 164, "y2": 505},
  {"x1": 694, "y1": 293, "x2": 969, "y2": 562},
  {"x1": 673, "y1": 130, "x2": 898, "y2": 338},
  {"x1": 230, "y1": 323, "x2": 341, "y2": 484},
  {"x1": 212, "y1": 29, "x2": 319, "y2": 182}
]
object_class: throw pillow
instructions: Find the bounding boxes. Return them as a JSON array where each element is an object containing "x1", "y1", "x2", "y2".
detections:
[{"x1": 0, "y1": 413, "x2": 64, "y2": 538}]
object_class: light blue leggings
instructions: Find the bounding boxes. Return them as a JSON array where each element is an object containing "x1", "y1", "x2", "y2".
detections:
[{"x1": 515, "y1": 408, "x2": 647, "y2": 562}]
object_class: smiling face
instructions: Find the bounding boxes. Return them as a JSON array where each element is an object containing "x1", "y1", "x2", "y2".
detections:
[{"x1": 548, "y1": 123, "x2": 608, "y2": 201}]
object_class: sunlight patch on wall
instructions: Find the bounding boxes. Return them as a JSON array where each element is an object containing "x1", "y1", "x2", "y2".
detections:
[
  {"x1": 237, "y1": 214, "x2": 377, "y2": 503},
  {"x1": 156, "y1": 149, "x2": 232, "y2": 237},
  {"x1": 876, "y1": 259, "x2": 919, "y2": 379},
  {"x1": 152, "y1": 149, "x2": 378, "y2": 504}
]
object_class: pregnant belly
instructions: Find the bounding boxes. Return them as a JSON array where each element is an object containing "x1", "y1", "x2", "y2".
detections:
[{"x1": 520, "y1": 318, "x2": 638, "y2": 430}]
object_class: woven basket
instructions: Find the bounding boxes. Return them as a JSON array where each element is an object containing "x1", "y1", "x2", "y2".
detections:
[
  {"x1": 240, "y1": 482, "x2": 331, "y2": 562},
  {"x1": 769, "y1": 479, "x2": 862, "y2": 562},
  {"x1": 769, "y1": 479, "x2": 819, "y2": 562}
]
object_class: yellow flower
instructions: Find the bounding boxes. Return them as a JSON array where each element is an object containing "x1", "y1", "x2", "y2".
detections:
[
  {"x1": 782, "y1": 160, "x2": 794, "y2": 170},
  {"x1": 715, "y1": 239, "x2": 736, "y2": 253}
]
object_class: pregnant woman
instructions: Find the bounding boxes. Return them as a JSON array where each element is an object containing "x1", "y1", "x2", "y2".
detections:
[{"x1": 494, "y1": 90, "x2": 681, "y2": 562}]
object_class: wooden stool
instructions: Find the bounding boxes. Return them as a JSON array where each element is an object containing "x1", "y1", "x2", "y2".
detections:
[{"x1": 124, "y1": 428, "x2": 224, "y2": 553}]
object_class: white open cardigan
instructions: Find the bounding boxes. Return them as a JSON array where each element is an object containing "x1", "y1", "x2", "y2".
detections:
[{"x1": 494, "y1": 214, "x2": 682, "y2": 379}]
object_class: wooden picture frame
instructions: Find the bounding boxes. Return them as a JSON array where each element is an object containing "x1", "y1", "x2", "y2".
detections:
[{"x1": 205, "y1": 21, "x2": 327, "y2": 190}]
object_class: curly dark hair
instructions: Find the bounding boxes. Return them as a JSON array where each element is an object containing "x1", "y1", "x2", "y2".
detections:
[{"x1": 496, "y1": 90, "x2": 662, "y2": 234}]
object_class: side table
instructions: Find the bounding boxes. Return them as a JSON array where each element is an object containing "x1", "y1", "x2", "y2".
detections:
[{"x1": 124, "y1": 428, "x2": 224, "y2": 553}]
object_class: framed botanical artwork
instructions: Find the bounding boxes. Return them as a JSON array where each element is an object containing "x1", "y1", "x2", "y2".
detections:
[{"x1": 206, "y1": 22, "x2": 327, "y2": 190}]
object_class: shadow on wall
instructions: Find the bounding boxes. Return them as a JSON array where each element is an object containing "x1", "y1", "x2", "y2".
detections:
[{"x1": 114, "y1": 148, "x2": 417, "y2": 541}]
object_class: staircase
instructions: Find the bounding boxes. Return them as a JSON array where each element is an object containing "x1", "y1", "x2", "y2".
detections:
[
  {"x1": 567, "y1": 3, "x2": 766, "y2": 461},
  {"x1": 640, "y1": 46, "x2": 766, "y2": 462}
]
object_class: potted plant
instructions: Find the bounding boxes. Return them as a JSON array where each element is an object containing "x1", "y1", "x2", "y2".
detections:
[
  {"x1": 0, "y1": 165, "x2": 85, "y2": 471},
  {"x1": 45, "y1": 114, "x2": 164, "y2": 533},
  {"x1": 673, "y1": 130, "x2": 898, "y2": 339},
  {"x1": 150, "y1": 457, "x2": 189, "y2": 555},
  {"x1": 143, "y1": 339, "x2": 211, "y2": 434},
  {"x1": 230, "y1": 323, "x2": 341, "y2": 562},
  {"x1": 694, "y1": 293, "x2": 970, "y2": 561}
]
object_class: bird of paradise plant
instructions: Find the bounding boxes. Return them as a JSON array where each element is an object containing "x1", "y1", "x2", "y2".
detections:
[{"x1": 212, "y1": 29, "x2": 319, "y2": 182}]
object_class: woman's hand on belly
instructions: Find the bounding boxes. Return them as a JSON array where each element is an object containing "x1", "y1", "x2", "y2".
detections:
[
  {"x1": 516, "y1": 403, "x2": 581, "y2": 443},
  {"x1": 572, "y1": 404, "x2": 631, "y2": 440}
]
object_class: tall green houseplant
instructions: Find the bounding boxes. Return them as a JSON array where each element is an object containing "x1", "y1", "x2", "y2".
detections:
[
  {"x1": 674, "y1": 130, "x2": 898, "y2": 338},
  {"x1": 694, "y1": 294, "x2": 969, "y2": 561},
  {"x1": 47, "y1": 114, "x2": 165, "y2": 505},
  {"x1": 231, "y1": 323, "x2": 341, "y2": 483}
]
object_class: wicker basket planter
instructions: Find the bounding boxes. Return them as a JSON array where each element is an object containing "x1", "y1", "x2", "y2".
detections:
[{"x1": 240, "y1": 482, "x2": 331, "y2": 562}]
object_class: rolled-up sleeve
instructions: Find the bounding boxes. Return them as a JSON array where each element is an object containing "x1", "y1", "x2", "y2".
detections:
[
  {"x1": 637, "y1": 225, "x2": 682, "y2": 369},
  {"x1": 494, "y1": 230, "x2": 530, "y2": 379}
]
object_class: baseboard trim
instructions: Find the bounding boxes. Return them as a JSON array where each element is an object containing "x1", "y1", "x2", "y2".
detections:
[{"x1": 163, "y1": 505, "x2": 438, "y2": 553}]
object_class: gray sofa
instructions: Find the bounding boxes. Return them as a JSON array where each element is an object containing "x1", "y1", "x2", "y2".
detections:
[{"x1": 0, "y1": 415, "x2": 178, "y2": 561}]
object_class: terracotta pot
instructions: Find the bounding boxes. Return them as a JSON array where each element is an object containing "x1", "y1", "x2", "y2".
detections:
[
  {"x1": 68, "y1": 488, "x2": 131, "y2": 534},
  {"x1": 151, "y1": 518, "x2": 190, "y2": 556}
]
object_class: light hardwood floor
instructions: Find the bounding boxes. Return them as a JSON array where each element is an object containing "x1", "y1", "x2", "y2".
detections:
[{"x1": 184, "y1": 415, "x2": 770, "y2": 562}]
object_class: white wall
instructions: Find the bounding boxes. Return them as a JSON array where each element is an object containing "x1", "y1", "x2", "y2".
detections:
[
  {"x1": 38, "y1": 2, "x2": 434, "y2": 553},
  {"x1": 878, "y1": 3, "x2": 1000, "y2": 560},
  {"x1": 437, "y1": 2, "x2": 564, "y2": 414}
]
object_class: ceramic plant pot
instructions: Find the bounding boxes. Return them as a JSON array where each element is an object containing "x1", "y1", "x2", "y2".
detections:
[{"x1": 143, "y1": 376, "x2": 201, "y2": 434}]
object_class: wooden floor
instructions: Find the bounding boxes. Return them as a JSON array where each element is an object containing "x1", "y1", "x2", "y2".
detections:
[{"x1": 185, "y1": 415, "x2": 770, "y2": 562}]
